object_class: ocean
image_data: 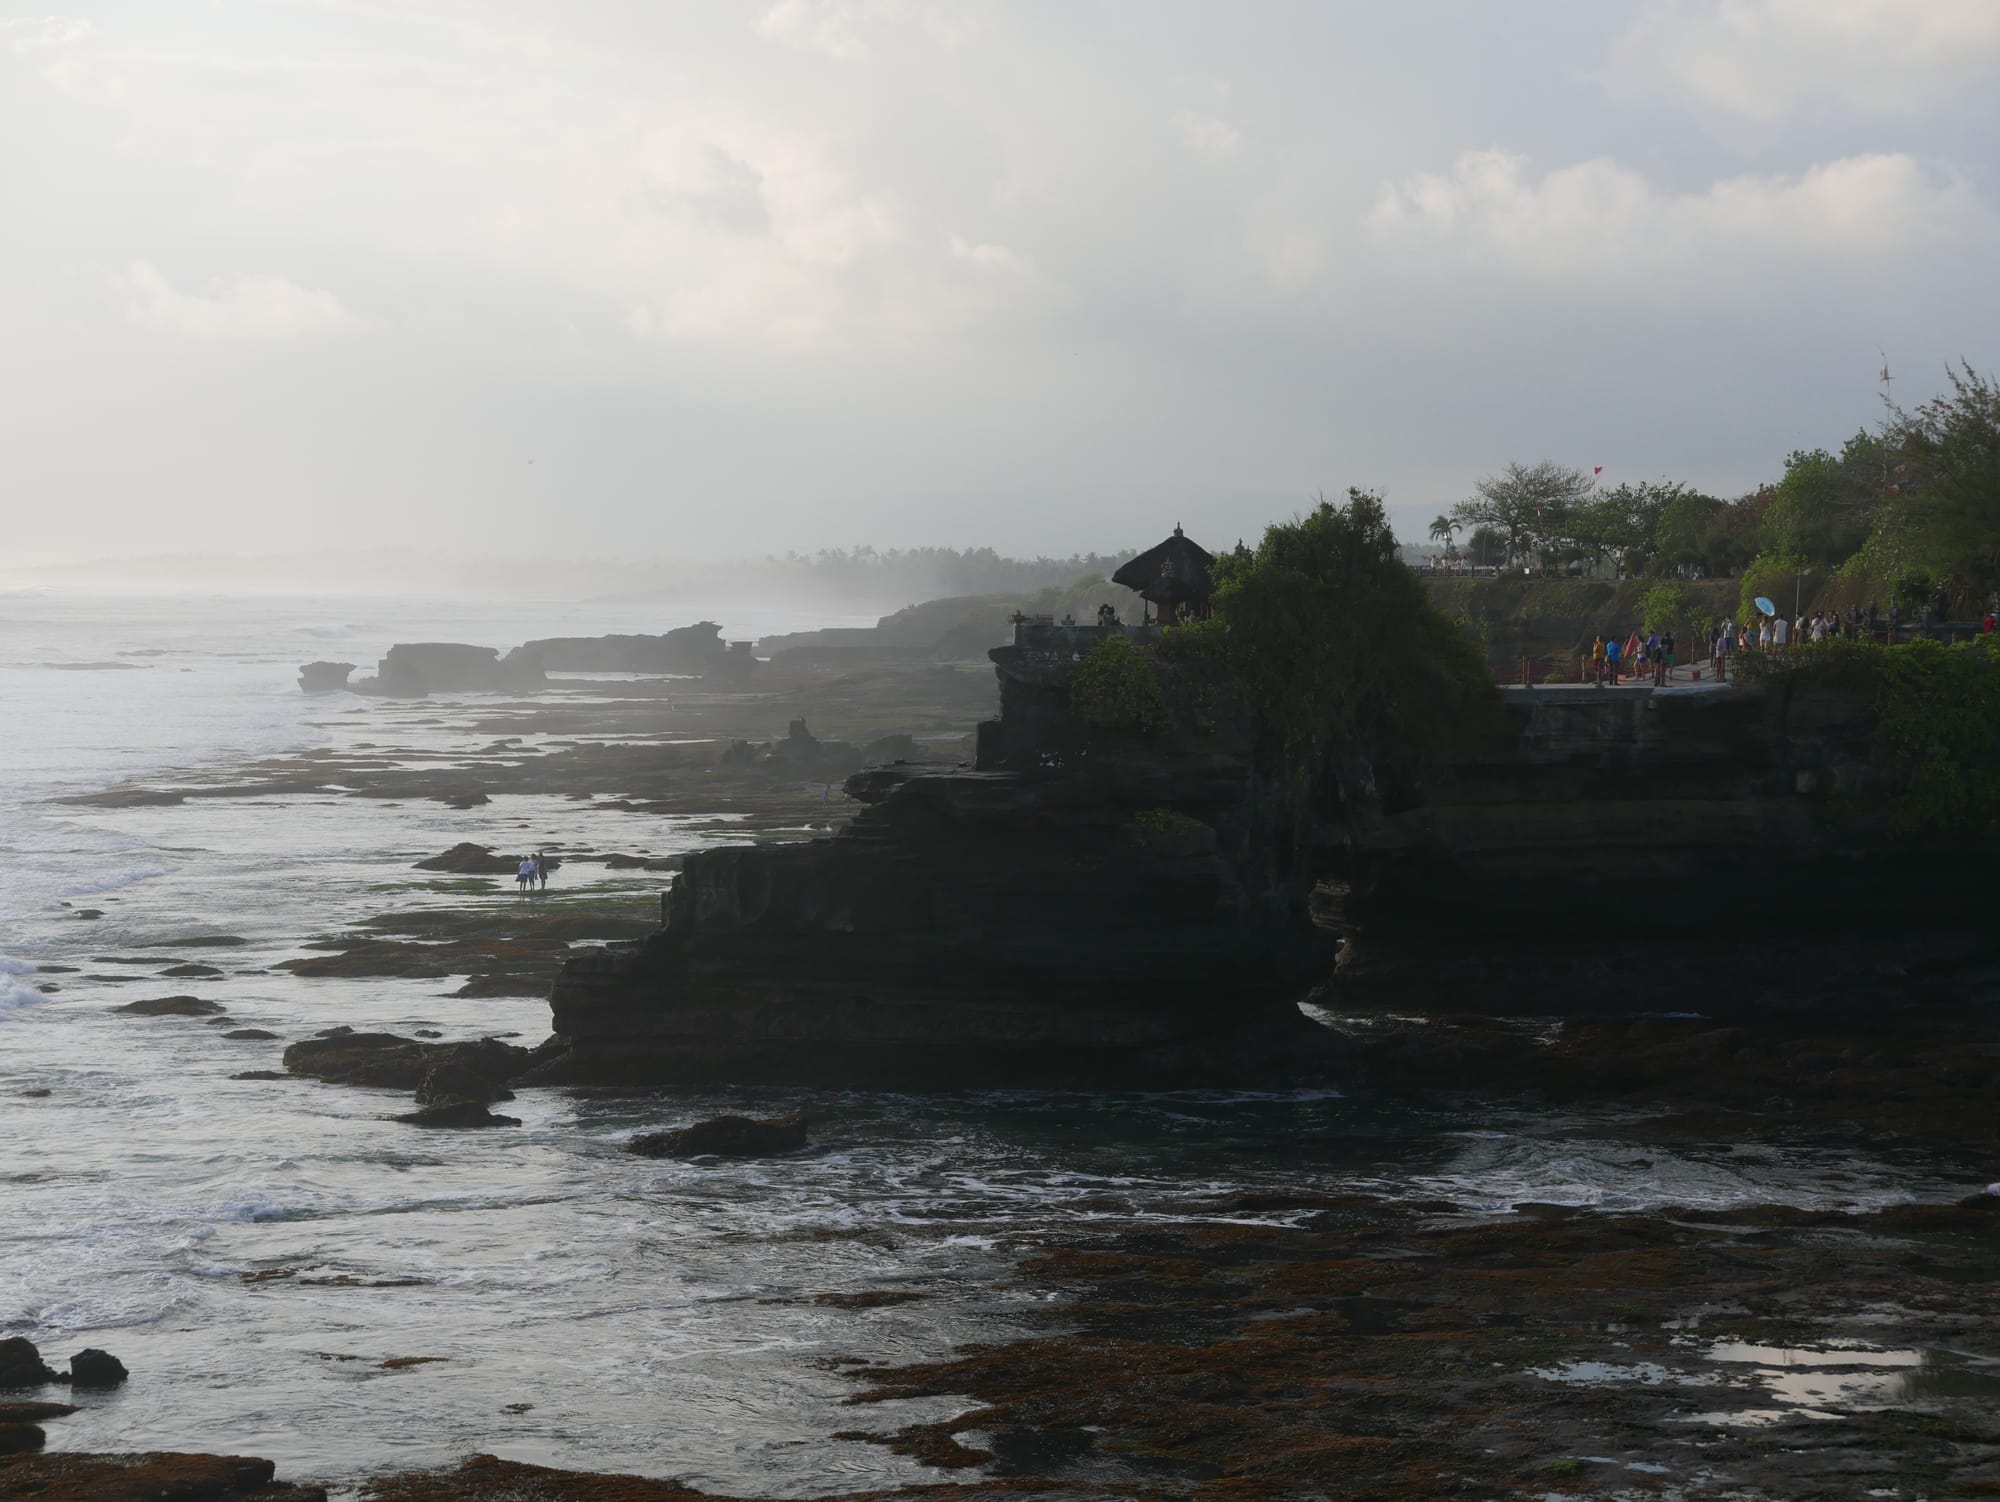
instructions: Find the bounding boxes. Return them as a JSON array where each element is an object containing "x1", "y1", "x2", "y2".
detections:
[{"x1": 0, "y1": 590, "x2": 1973, "y2": 1492}]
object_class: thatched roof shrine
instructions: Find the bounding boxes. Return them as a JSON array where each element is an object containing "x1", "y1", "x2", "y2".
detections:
[{"x1": 1112, "y1": 525, "x2": 1216, "y2": 617}]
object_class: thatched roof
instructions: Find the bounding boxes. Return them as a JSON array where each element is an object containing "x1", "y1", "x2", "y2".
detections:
[{"x1": 1112, "y1": 525, "x2": 1215, "y2": 605}]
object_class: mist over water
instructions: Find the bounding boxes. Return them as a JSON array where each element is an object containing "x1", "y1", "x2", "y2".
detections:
[{"x1": 0, "y1": 592, "x2": 1982, "y2": 1490}]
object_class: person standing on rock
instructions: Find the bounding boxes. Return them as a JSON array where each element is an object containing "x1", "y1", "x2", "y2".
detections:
[
  {"x1": 1604, "y1": 634, "x2": 1622, "y2": 685},
  {"x1": 516, "y1": 857, "x2": 534, "y2": 895},
  {"x1": 1591, "y1": 635, "x2": 1606, "y2": 685},
  {"x1": 535, "y1": 852, "x2": 549, "y2": 891}
]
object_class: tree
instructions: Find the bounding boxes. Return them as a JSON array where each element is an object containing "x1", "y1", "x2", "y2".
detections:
[
  {"x1": 1757, "y1": 434, "x2": 1884, "y2": 569},
  {"x1": 1465, "y1": 526, "x2": 1506, "y2": 568},
  {"x1": 1196, "y1": 489, "x2": 1496, "y2": 784},
  {"x1": 1428, "y1": 514, "x2": 1458, "y2": 557},
  {"x1": 1449, "y1": 462, "x2": 1596, "y2": 572},
  {"x1": 1883, "y1": 363, "x2": 2000, "y2": 606},
  {"x1": 1639, "y1": 581, "x2": 1707, "y2": 645}
]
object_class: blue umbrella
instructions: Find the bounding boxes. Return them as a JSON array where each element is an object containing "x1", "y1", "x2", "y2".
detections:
[{"x1": 1754, "y1": 596, "x2": 1777, "y2": 617}]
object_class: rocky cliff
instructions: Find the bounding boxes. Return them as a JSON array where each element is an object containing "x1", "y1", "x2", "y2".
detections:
[{"x1": 537, "y1": 628, "x2": 1994, "y2": 1089}]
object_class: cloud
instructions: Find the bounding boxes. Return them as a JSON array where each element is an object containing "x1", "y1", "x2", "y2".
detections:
[
  {"x1": 114, "y1": 262, "x2": 358, "y2": 340},
  {"x1": 758, "y1": 0, "x2": 872, "y2": 62},
  {"x1": 754, "y1": 0, "x2": 963, "y2": 61},
  {"x1": 947, "y1": 234, "x2": 1032, "y2": 274},
  {"x1": 1180, "y1": 110, "x2": 1240, "y2": 162},
  {"x1": 1369, "y1": 148, "x2": 1992, "y2": 288},
  {"x1": 1608, "y1": 0, "x2": 2000, "y2": 121},
  {"x1": 3, "y1": 16, "x2": 92, "y2": 53}
]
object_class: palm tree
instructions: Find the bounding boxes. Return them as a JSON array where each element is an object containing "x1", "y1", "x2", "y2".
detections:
[{"x1": 1428, "y1": 514, "x2": 1457, "y2": 559}]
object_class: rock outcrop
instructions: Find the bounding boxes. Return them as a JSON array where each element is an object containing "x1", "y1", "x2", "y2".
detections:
[
  {"x1": 282, "y1": 1033, "x2": 549, "y2": 1093},
  {"x1": 1321, "y1": 679, "x2": 1995, "y2": 1015},
  {"x1": 296, "y1": 661, "x2": 355, "y2": 694},
  {"x1": 538, "y1": 614, "x2": 1993, "y2": 1090},
  {"x1": 536, "y1": 621, "x2": 1338, "y2": 1089},
  {"x1": 518, "y1": 622, "x2": 752, "y2": 679},
  {"x1": 347, "y1": 643, "x2": 545, "y2": 698},
  {"x1": 0, "y1": 1338, "x2": 60, "y2": 1388},
  {"x1": 117, "y1": 996, "x2": 225, "y2": 1017},
  {"x1": 0, "y1": 1451, "x2": 327, "y2": 1500},
  {"x1": 67, "y1": 1350, "x2": 126, "y2": 1389},
  {"x1": 627, "y1": 1110, "x2": 807, "y2": 1158}
]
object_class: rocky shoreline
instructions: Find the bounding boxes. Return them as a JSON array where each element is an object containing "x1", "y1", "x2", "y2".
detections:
[{"x1": 10, "y1": 620, "x2": 1998, "y2": 1498}]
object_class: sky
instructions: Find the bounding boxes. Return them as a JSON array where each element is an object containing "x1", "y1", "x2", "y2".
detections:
[{"x1": 3, "y1": 0, "x2": 1998, "y2": 570}]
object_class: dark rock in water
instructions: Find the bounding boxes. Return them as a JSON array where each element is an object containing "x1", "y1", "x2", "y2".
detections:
[
  {"x1": 224, "y1": 1029, "x2": 281, "y2": 1041},
  {"x1": 316, "y1": 1025, "x2": 354, "y2": 1037},
  {"x1": 0, "y1": 1338, "x2": 59, "y2": 1387},
  {"x1": 391, "y1": 1101, "x2": 521, "y2": 1129},
  {"x1": 0, "y1": 1451, "x2": 327, "y2": 1499},
  {"x1": 17, "y1": 1088, "x2": 51, "y2": 1099},
  {"x1": 232, "y1": 1071, "x2": 289, "y2": 1081},
  {"x1": 285, "y1": 1033, "x2": 548, "y2": 1097},
  {"x1": 413, "y1": 1029, "x2": 442, "y2": 1039},
  {"x1": 73, "y1": 909, "x2": 102, "y2": 920},
  {"x1": 349, "y1": 641, "x2": 545, "y2": 698},
  {"x1": 520, "y1": 622, "x2": 745, "y2": 677},
  {"x1": 67, "y1": 1349, "x2": 126, "y2": 1389},
  {"x1": 0, "y1": 1424, "x2": 44, "y2": 1455},
  {"x1": 628, "y1": 1110, "x2": 807, "y2": 1159},
  {"x1": 147, "y1": 935, "x2": 248, "y2": 948},
  {"x1": 282, "y1": 943, "x2": 447, "y2": 980},
  {"x1": 0, "y1": 1402, "x2": 74, "y2": 1422},
  {"x1": 159, "y1": 963, "x2": 224, "y2": 978},
  {"x1": 282, "y1": 1033, "x2": 428, "y2": 1089},
  {"x1": 59, "y1": 787, "x2": 184, "y2": 808},
  {"x1": 413, "y1": 843, "x2": 513, "y2": 875},
  {"x1": 297, "y1": 660, "x2": 355, "y2": 694},
  {"x1": 436, "y1": 790, "x2": 490, "y2": 809},
  {"x1": 117, "y1": 996, "x2": 226, "y2": 1017},
  {"x1": 414, "y1": 1058, "x2": 515, "y2": 1106}
]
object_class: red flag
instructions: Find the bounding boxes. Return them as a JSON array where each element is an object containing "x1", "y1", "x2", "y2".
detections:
[{"x1": 1593, "y1": 465, "x2": 1603, "y2": 475}]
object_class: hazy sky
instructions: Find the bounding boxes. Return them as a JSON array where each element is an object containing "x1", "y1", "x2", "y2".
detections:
[{"x1": 4, "y1": 1, "x2": 1997, "y2": 566}]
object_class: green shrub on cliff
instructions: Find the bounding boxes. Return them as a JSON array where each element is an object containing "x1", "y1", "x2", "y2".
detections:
[
  {"x1": 1738, "y1": 552, "x2": 1808, "y2": 628},
  {"x1": 1198, "y1": 489, "x2": 1497, "y2": 778},
  {"x1": 1065, "y1": 635, "x2": 1172, "y2": 736},
  {"x1": 1738, "y1": 636, "x2": 2000, "y2": 832},
  {"x1": 1639, "y1": 582, "x2": 1708, "y2": 642}
]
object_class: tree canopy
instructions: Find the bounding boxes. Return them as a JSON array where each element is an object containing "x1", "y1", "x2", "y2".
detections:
[{"x1": 1185, "y1": 489, "x2": 1496, "y2": 780}]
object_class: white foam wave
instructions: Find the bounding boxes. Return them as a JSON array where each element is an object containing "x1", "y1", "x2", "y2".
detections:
[
  {"x1": 293, "y1": 623, "x2": 357, "y2": 639},
  {"x1": 0, "y1": 976, "x2": 47, "y2": 1014}
]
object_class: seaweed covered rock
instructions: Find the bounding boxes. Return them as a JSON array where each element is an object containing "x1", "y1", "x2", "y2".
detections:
[
  {"x1": 627, "y1": 1110, "x2": 807, "y2": 1159},
  {"x1": 0, "y1": 1451, "x2": 327, "y2": 1500},
  {"x1": 118, "y1": 995, "x2": 226, "y2": 1017},
  {"x1": 0, "y1": 1339, "x2": 59, "y2": 1388},
  {"x1": 391, "y1": 1101, "x2": 521, "y2": 1129}
]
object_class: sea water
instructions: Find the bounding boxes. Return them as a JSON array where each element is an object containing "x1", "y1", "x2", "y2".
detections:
[{"x1": 0, "y1": 591, "x2": 1981, "y2": 1492}]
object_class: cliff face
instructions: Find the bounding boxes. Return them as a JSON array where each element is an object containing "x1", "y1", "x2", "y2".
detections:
[
  {"x1": 541, "y1": 747, "x2": 1340, "y2": 1087},
  {"x1": 539, "y1": 628, "x2": 1990, "y2": 1088},
  {"x1": 1324, "y1": 677, "x2": 1996, "y2": 1016}
]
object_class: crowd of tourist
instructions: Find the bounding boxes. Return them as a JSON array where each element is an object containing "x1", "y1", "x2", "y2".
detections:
[{"x1": 1585, "y1": 609, "x2": 1873, "y2": 687}]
